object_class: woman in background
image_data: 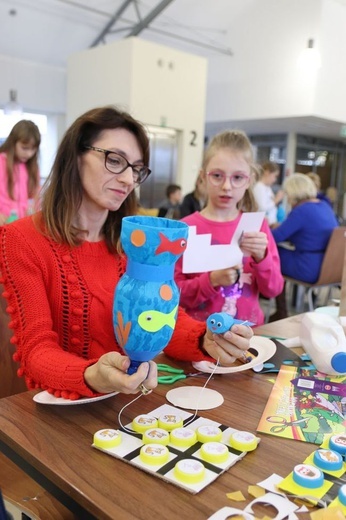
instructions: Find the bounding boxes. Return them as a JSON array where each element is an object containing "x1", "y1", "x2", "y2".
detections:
[
  {"x1": 270, "y1": 173, "x2": 339, "y2": 320},
  {"x1": 0, "y1": 120, "x2": 41, "y2": 225}
]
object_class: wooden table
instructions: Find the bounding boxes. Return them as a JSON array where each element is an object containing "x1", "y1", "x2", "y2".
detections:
[{"x1": 0, "y1": 314, "x2": 315, "y2": 520}]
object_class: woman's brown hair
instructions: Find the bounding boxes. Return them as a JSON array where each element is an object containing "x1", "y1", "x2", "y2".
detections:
[
  {"x1": 0, "y1": 119, "x2": 41, "y2": 199},
  {"x1": 40, "y1": 106, "x2": 150, "y2": 253}
]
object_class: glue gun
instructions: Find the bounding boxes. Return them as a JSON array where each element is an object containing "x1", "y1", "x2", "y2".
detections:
[{"x1": 299, "y1": 312, "x2": 346, "y2": 375}]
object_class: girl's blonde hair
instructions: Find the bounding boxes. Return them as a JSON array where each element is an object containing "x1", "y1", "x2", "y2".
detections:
[
  {"x1": 202, "y1": 130, "x2": 258, "y2": 212},
  {"x1": 283, "y1": 173, "x2": 317, "y2": 206},
  {"x1": 0, "y1": 120, "x2": 41, "y2": 200}
]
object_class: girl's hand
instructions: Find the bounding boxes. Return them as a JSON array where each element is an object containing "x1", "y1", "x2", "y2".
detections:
[
  {"x1": 239, "y1": 231, "x2": 268, "y2": 262},
  {"x1": 210, "y1": 264, "x2": 243, "y2": 287},
  {"x1": 0, "y1": 213, "x2": 7, "y2": 226},
  {"x1": 84, "y1": 352, "x2": 158, "y2": 394},
  {"x1": 202, "y1": 324, "x2": 254, "y2": 366}
]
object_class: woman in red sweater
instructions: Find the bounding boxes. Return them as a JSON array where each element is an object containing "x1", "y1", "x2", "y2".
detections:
[{"x1": 0, "y1": 106, "x2": 253, "y2": 400}]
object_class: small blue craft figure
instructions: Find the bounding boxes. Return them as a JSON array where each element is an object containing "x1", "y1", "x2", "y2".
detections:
[
  {"x1": 113, "y1": 216, "x2": 188, "y2": 374},
  {"x1": 206, "y1": 312, "x2": 254, "y2": 334}
]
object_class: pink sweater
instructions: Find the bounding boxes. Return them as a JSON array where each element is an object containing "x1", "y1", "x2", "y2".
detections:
[
  {"x1": 175, "y1": 212, "x2": 284, "y2": 325},
  {"x1": 0, "y1": 153, "x2": 37, "y2": 218}
]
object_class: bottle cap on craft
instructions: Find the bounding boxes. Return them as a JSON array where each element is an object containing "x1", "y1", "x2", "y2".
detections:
[
  {"x1": 338, "y1": 484, "x2": 346, "y2": 505},
  {"x1": 93, "y1": 429, "x2": 122, "y2": 449},
  {"x1": 329, "y1": 434, "x2": 346, "y2": 455},
  {"x1": 142, "y1": 428, "x2": 170, "y2": 445},
  {"x1": 170, "y1": 427, "x2": 197, "y2": 448},
  {"x1": 196, "y1": 425, "x2": 222, "y2": 443},
  {"x1": 174, "y1": 459, "x2": 205, "y2": 484},
  {"x1": 139, "y1": 443, "x2": 169, "y2": 465},
  {"x1": 313, "y1": 448, "x2": 343, "y2": 472},
  {"x1": 200, "y1": 442, "x2": 229, "y2": 464},
  {"x1": 132, "y1": 414, "x2": 158, "y2": 433},
  {"x1": 229, "y1": 431, "x2": 259, "y2": 452},
  {"x1": 158, "y1": 413, "x2": 183, "y2": 431},
  {"x1": 292, "y1": 464, "x2": 324, "y2": 489}
]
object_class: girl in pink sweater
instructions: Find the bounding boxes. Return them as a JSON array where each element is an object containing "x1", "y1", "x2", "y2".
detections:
[
  {"x1": 0, "y1": 120, "x2": 41, "y2": 225},
  {"x1": 175, "y1": 130, "x2": 284, "y2": 325}
]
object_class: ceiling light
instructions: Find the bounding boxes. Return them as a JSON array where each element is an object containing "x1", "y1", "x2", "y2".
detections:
[
  {"x1": 297, "y1": 38, "x2": 321, "y2": 71},
  {"x1": 3, "y1": 89, "x2": 23, "y2": 116}
]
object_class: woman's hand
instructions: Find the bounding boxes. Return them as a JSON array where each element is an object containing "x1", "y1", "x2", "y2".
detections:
[
  {"x1": 84, "y1": 352, "x2": 158, "y2": 394},
  {"x1": 239, "y1": 231, "x2": 268, "y2": 262},
  {"x1": 0, "y1": 213, "x2": 7, "y2": 226},
  {"x1": 202, "y1": 323, "x2": 254, "y2": 366},
  {"x1": 210, "y1": 264, "x2": 243, "y2": 287}
]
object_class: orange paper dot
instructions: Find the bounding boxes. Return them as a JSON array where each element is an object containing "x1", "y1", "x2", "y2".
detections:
[
  {"x1": 160, "y1": 285, "x2": 172, "y2": 301},
  {"x1": 131, "y1": 229, "x2": 146, "y2": 247}
]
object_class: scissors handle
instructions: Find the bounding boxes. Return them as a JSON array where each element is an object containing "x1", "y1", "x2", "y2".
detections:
[
  {"x1": 270, "y1": 425, "x2": 286, "y2": 433},
  {"x1": 157, "y1": 364, "x2": 185, "y2": 374},
  {"x1": 158, "y1": 374, "x2": 186, "y2": 384}
]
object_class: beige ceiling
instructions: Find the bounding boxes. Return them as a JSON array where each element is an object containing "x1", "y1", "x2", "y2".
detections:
[{"x1": 1, "y1": 0, "x2": 345, "y2": 142}]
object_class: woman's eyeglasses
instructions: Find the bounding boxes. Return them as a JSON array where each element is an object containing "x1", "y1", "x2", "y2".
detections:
[
  {"x1": 207, "y1": 170, "x2": 250, "y2": 188},
  {"x1": 84, "y1": 146, "x2": 151, "y2": 185}
]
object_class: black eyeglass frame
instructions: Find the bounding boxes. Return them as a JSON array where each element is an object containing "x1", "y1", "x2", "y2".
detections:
[{"x1": 84, "y1": 145, "x2": 151, "y2": 185}]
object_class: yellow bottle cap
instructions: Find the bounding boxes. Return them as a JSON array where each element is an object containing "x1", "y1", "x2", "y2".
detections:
[
  {"x1": 174, "y1": 459, "x2": 205, "y2": 484},
  {"x1": 93, "y1": 429, "x2": 122, "y2": 449},
  {"x1": 140, "y1": 443, "x2": 170, "y2": 465},
  {"x1": 229, "y1": 431, "x2": 259, "y2": 452},
  {"x1": 197, "y1": 425, "x2": 222, "y2": 443},
  {"x1": 142, "y1": 428, "x2": 170, "y2": 445},
  {"x1": 158, "y1": 413, "x2": 183, "y2": 431},
  {"x1": 170, "y1": 428, "x2": 197, "y2": 448},
  {"x1": 132, "y1": 414, "x2": 158, "y2": 433},
  {"x1": 200, "y1": 442, "x2": 229, "y2": 464}
]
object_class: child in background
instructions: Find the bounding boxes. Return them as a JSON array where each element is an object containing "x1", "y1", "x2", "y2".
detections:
[
  {"x1": 175, "y1": 130, "x2": 284, "y2": 325},
  {"x1": 0, "y1": 120, "x2": 41, "y2": 225}
]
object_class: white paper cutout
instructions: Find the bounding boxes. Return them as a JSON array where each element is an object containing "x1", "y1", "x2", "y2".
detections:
[
  {"x1": 244, "y1": 492, "x2": 299, "y2": 520},
  {"x1": 207, "y1": 506, "x2": 254, "y2": 520},
  {"x1": 182, "y1": 212, "x2": 265, "y2": 273},
  {"x1": 165, "y1": 386, "x2": 224, "y2": 410}
]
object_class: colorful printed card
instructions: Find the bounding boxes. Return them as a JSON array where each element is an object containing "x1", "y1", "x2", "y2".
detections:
[{"x1": 257, "y1": 365, "x2": 346, "y2": 445}]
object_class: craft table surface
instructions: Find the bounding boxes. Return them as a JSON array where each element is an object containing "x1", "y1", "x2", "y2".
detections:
[{"x1": 0, "y1": 314, "x2": 316, "y2": 519}]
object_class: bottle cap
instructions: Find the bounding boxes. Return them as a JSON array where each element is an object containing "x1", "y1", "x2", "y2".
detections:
[
  {"x1": 142, "y1": 428, "x2": 170, "y2": 445},
  {"x1": 170, "y1": 428, "x2": 197, "y2": 448},
  {"x1": 140, "y1": 443, "x2": 169, "y2": 465},
  {"x1": 338, "y1": 484, "x2": 346, "y2": 505},
  {"x1": 229, "y1": 431, "x2": 259, "y2": 452},
  {"x1": 196, "y1": 425, "x2": 222, "y2": 443},
  {"x1": 313, "y1": 448, "x2": 343, "y2": 472},
  {"x1": 331, "y1": 352, "x2": 346, "y2": 373},
  {"x1": 292, "y1": 464, "x2": 324, "y2": 488},
  {"x1": 329, "y1": 434, "x2": 346, "y2": 454},
  {"x1": 200, "y1": 442, "x2": 229, "y2": 464},
  {"x1": 158, "y1": 413, "x2": 183, "y2": 431},
  {"x1": 93, "y1": 429, "x2": 122, "y2": 449},
  {"x1": 132, "y1": 414, "x2": 158, "y2": 433},
  {"x1": 174, "y1": 459, "x2": 205, "y2": 483}
]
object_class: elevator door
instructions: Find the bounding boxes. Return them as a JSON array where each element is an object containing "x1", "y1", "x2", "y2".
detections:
[{"x1": 139, "y1": 126, "x2": 178, "y2": 209}]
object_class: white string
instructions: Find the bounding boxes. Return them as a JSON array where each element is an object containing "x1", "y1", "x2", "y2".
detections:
[
  {"x1": 117, "y1": 357, "x2": 221, "y2": 432},
  {"x1": 118, "y1": 392, "x2": 145, "y2": 433},
  {"x1": 182, "y1": 356, "x2": 221, "y2": 428}
]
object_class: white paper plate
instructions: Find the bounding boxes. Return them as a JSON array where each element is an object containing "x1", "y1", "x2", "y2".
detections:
[
  {"x1": 166, "y1": 386, "x2": 224, "y2": 410},
  {"x1": 191, "y1": 335, "x2": 276, "y2": 374},
  {"x1": 33, "y1": 390, "x2": 118, "y2": 405}
]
